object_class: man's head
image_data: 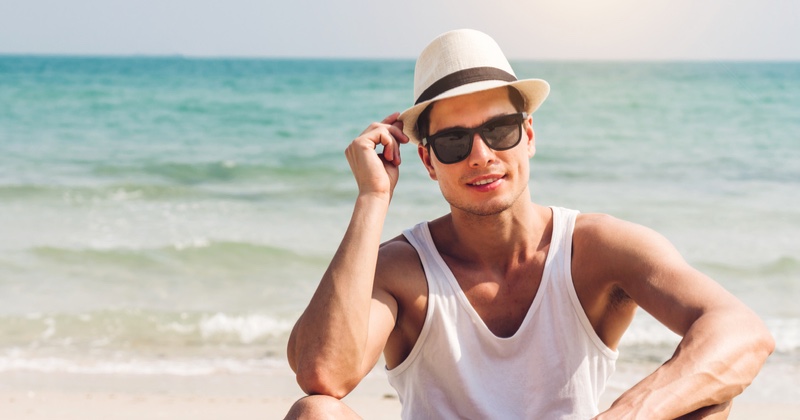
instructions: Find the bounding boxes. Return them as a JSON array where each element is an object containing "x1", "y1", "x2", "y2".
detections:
[
  {"x1": 416, "y1": 85, "x2": 536, "y2": 216},
  {"x1": 398, "y1": 29, "x2": 550, "y2": 146},
  {"x1": 397, "y1": 29, "x2": 549, "y2": 216}
]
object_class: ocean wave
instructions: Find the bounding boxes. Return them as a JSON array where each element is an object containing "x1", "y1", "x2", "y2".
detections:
[
  {"x1": 618, "y1": 314, "x2": 800, "y2": 357},
  {"x1": 0, "y1": 181, "x2": 350, "y2": 204},
  {"x1": 0, "y1": 353, "x2": 286, "y2": 375},
  {"x1": 0, "y1": 183, "x2": 199, "y2": 202},
  {"x1": 0, "y1": 159, "x2": 356, "y2": 204},
  {"x1": 0, "y1": 184, "x2": 55, "y2": 199},
  {"x1": 0, "y1": 310, "x2": 295, "y2": 350},
  {"x1": 13, "y1": 241, "x2": 326, "y2": 316},
  {"x1": 767, "y1": 318, "x2": 800, "y2": 354},
  {"x1": 92, "y1": 158, "x2": 348, "y2": 185},
  {"x1": 198, "y1": 313, "x2": 293, "y2": 344},
  {"x1": 0, "y1": 311, "x2": 797, "y2": 375},
  {"x1": 30, "y1": 240, "x2": 326, "y2": 270},
  {"x1": 619, "y1": 322, "x2": 681, "y2": 348},
  {"x1": 696, "y1": 256, "x2": 800, "y2": 277}
]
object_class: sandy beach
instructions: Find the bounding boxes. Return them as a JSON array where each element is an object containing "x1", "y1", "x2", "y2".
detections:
[
  {"x1": 0, "y1": 366, "x2": 401, "y2": 420},
  {"x1": 2, "y1": 362, "x2": 798, "y2": 419}
]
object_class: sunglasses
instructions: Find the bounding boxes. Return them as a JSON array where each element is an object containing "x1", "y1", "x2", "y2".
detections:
[{"x1": 422, "y1": 112, "x2": 528, "y2": 164}]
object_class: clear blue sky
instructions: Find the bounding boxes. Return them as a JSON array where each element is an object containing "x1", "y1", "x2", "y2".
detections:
[{"x1": 1, "y1": 0, "x2": 798, "y2": 60}]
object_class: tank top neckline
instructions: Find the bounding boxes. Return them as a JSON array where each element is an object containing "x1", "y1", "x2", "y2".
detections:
[{"x1": 418, "y1": 206, "x2": 562, "y2": 341}]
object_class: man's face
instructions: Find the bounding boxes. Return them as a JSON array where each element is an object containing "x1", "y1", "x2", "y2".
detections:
[{"x1": 418, "y1": 87, "x2": 536, "y2": 217}]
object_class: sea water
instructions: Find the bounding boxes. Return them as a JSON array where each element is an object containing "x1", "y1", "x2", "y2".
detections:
[{"x1": 0, "y1": 57, "x2": 798, "y2": 396}]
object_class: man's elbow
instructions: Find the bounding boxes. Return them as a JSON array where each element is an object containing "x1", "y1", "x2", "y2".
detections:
[
  {"x1": 753, "y1": 323, "x2": 775, "y2": 361},
  {"x1": 295, "y1": 365, "x2": 359, "y2": 399},
  {"x1": 734, "y1": 316, "x2": 775, "y2": 391},
  {"x1": 741, "y1": 309, "x2": 776, "y2": 359}
]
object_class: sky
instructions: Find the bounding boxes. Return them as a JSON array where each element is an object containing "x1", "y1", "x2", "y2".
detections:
[{"x1": 0, "y1": 0, "x2": 798, "y2": 60}]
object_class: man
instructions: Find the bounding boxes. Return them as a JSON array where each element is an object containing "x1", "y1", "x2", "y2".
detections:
[{"x1": 285, "y1": 29, "x2": 773, "y2": 419}]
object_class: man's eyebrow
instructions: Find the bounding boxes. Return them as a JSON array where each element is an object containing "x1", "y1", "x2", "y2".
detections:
[
  {"x1": 431, "y1": 124, "x2": 469, "y2": 135},
  {"x1": 431, "y1": 113, "x2": 511, "y2": 135}
]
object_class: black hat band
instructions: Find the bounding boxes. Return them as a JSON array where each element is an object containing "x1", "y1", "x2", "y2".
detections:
[{"x1": 415, "y1": 66, "x2": 517, "y2": 105}]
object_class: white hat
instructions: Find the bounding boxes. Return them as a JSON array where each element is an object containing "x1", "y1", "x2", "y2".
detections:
[{"x1": 399, "y1": 29, "x2": 550, "y2": 145}]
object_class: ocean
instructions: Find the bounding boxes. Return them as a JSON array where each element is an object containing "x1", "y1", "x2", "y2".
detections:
[{"x1": 0, "y1": 57, "x2": 798, "y2": 399}]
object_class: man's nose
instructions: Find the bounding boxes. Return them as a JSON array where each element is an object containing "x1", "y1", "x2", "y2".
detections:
[{"x1": 467, "y1": 133, "x2": 495, "y2": 166}]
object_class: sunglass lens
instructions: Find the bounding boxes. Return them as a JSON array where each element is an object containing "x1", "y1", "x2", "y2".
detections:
[
  {"x1": 481, "y1": 115, "x2": 522, "y2": 150},
  {"x1": 483, "y1": 123, "x2": 521, "y2": 150},
  {"x1": 434, "y1": 132, "x2": 471, "y2": 164}
]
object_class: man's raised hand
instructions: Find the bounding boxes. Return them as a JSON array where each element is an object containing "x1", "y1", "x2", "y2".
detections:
[{"x1": 344, "y1": 112, "x2": 409, "y2": 200}]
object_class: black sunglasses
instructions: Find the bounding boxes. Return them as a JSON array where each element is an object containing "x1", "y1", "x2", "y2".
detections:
[{"x1": 422, "y1": 112, "x2": 528, "y2": 164}]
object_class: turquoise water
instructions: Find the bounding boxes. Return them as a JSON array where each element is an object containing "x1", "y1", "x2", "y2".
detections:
[{"x1": 0, "y1": 57, "x2": 798, "y2": 387}]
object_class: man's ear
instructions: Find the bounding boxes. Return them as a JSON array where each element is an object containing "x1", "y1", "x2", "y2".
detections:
[
  {"x1": 418, "y1": 145, "x2": 438, "y2": 180},
  {"x1": 526, "y1": 118, "x2": 536, "y2": 158}
]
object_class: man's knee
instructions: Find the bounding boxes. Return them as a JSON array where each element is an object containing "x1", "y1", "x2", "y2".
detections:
[{"x1": 284, "y1": 395, "x2": 360, "y2": 420}]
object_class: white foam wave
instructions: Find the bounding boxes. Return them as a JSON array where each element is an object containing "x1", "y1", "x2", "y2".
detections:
[
  {"x1": 619, "y1": 312, "x2": 681, "y2": 347},
  {"x1": 0, "y1": 354, "x2": 287, "y2": 376},
  {"x1": 767, "y1": 318, "x2": 800, "y2": 353},
  {"x1": 199, "y1": 313, "x2": 293, "y2": 344},
  {"x1": 620, "y1": 314, "x2": 800, "y2": 354}
]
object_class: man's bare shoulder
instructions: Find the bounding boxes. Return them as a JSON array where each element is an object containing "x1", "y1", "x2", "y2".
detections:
[
  {"x1": 575, "y1": 212, "x2": 642, "y2": 235},
  {"x1": 574, "y1": 212, "x2": 674, "y2": 256},
  {"x1": 573, "y1": 212, "x2": 690, "y2": 289},
  {"x1": 573, "y1": 212, "x2": 708, "y2": 316},
  {"x1": 376, "y1": 234, "x2": 427, "y2": 294},
  {"x1": 378, "y1": 234, "x2": 418, "y2": 265}
]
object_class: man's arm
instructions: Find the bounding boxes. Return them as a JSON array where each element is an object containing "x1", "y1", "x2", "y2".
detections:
[
  {"x1": 286, "y1": 113, "x2": 409, "y2": 398},
  {"x1": 576, "y1": 215, "x2": 775, "y2": 419}
]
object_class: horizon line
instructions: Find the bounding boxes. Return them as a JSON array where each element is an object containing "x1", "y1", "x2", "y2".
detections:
[{"x1": 1, "y1": 52, "x2": 799, "y2": 63}]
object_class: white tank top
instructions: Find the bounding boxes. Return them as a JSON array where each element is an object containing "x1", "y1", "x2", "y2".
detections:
[{"x1": 387, "y1": 207, "x2": 618, "y2": 419}]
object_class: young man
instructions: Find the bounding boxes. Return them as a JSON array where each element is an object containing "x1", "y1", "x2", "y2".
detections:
[{"x1": 285, "y1": 29, "x2": 774, "y2": 419}]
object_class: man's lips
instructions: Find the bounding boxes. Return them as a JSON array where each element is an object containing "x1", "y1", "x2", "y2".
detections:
[{"x1": 467, "y1": 175, "x2": 504, "y2": 186}]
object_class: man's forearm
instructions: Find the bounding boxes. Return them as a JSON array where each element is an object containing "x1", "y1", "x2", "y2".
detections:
[
  {"x1": 598, "y1": 309, "x2": 774, "y2": 419},
  {"x1": 289, "y1": 193, "x2": 390, "y2": 396}
]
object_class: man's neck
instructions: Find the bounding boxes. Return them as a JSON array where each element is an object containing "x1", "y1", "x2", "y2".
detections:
[{"x1": 435, "y1": 195, "x2": 552, "y2": 271}]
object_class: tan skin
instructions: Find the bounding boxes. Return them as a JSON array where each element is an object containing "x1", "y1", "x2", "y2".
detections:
[{"x1": 286, "y1": 88, "x2": 774, "y2": 419}]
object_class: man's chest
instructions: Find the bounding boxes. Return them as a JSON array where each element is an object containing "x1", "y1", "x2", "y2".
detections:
[{"x1": 451, "y1": 261, "x2": 546, "y2": 338}]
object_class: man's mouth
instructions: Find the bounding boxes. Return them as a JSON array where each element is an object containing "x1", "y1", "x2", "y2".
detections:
[{"x1": 469, "y1": 176, "x2": 502, "y2": 186}]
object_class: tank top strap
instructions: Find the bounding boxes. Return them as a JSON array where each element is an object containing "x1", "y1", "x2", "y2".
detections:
[{"x1": 402, "y1": 222, "x2": 446, "y2": 296}]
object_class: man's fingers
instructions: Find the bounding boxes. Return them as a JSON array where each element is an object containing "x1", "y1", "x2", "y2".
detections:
[
  {"x1": 381, "y1": 113, "x2": 410, "y2": 143},
  {"x1": 388, "y1": 123, "x2": 409, "y2": 144},
  {"x1": 359, "y1": 113, "x2": 409, "y2": 148},
  {"x1": 381, "y1": 112, "x2": 400, "y2": 125},
  {"x1": 352, "y1": 115, "x2": 407, "y2": 168},
  {"x1": 378, "y1": 131, "x2": 400, "y2": 165}
]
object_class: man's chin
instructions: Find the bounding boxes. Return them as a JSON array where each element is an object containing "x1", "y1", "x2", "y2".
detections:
[{"x1": 449, "y1": 200, "x2": 515, "y2": 218}]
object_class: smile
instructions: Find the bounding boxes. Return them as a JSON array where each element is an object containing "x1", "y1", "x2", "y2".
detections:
[{"x1": 469, "y1": 176, "x2": 502, "y2": 186}]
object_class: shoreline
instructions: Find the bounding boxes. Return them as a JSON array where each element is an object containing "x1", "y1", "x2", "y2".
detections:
[
  {"x1": 0, "y1": 367, "x2": 400, "y2": 419},
  {"x1": 1, "y1": 360, "x2": 797, "y2": 419}
]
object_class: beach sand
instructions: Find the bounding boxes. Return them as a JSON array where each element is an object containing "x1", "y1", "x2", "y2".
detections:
[{"x1": 2, "y1": 365, "x2": 797, "y2": 419}]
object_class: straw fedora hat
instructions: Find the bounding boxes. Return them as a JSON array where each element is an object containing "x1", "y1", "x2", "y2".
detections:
[{"x1": 399, "y1": 29, "x2": 550, "y2": 145}]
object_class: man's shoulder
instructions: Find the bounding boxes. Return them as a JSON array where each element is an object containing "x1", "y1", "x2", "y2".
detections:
[
  {"x1": 574, "y1": 212, "x2": 659, "y2": 244},
  {"x1": 376, "y1": 233, "x2": 428, "y2": 317},
  {"x1": 573, "y1": 212, "x2": 685, "y2": 276},
  {"x1": 574, "y1": 212, "x2": 632, "y2": 243},
  {"x1": 380, "y1": 233, "x2": 416, "y2": 258},
  {"x1": 378, "y1": 215, "x2": 448, "y2": 262},
  {"x1": 377, "y1": 233, "x2": 425, "y2": 282},
  {"x1": 572, "y1": 212, "x2": 681, "y2": 277}
]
